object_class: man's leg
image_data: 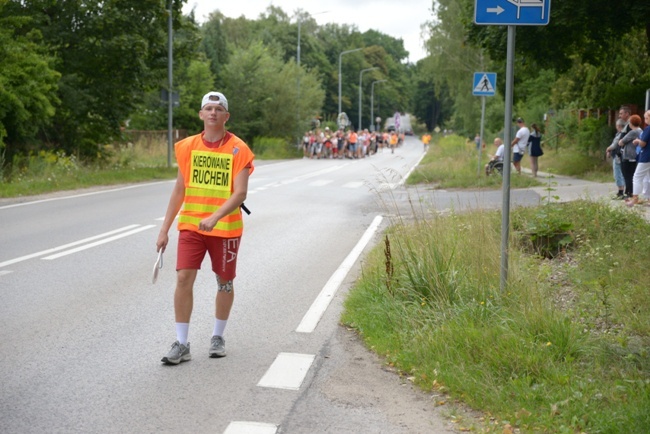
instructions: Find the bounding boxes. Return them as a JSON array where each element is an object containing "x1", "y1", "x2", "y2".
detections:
[
  {"x1": 174, "y1": 269, "x2": 197, "y2": 323},
  {"x1": 215, "y1": 276, "x2": 234, "y2": 321},
  {"x1": 161, "y1": 269, "x2": 197, "y2": 365},
  {"x1": 209, "y1": 277, "x2": 234, "y2": 358}
]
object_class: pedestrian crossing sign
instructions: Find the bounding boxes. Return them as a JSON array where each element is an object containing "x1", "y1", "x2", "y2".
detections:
[{"x1": 473, "y1": 72, "x2": 497, "y2": 96}]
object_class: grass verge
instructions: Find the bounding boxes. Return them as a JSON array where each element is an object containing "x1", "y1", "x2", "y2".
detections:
[
  {"x1": 342, "y1": 200, "x2": 650, "y2": 432},
  {"x1": 0, "y1": 139, "x2": 177, "y2": 198},
  {"x1": 348, "y1": 134, "x2": 645, "y2": 431},
  {"x1": 408, "y1": 134, "x2": 613, "y2": 188}
]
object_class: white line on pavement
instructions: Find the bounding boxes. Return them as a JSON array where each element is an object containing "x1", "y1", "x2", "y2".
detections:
[
  {"x1": 399, "y1": 150, "x2": 427, "y2": 186},
  {"x1": 296, "y1": 215, "x2": 383, "y2": 333},
  {"x1": 42, "y1": 225, "x2": 156, "y2": 260},
  {"x1": 257, "y1": 353, "x2": 316, "y2": 390},
  {"x1": 309, "y1": 180, "x2": 334, "y2": 187},
  {"x1": 342, "y1": 181, "x2": 364, "y2": 189},
  {"x1": 223, "y1": 421, "x2": 278, "y2": 434},
  {"x1": 0, "y1": 181, "x2": 173, "y2": 210},
  {"x1": 0, "y1": 224, "x2": 141, "y2": 268}
]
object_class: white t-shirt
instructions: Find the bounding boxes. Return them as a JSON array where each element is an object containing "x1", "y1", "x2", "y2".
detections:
[
  {"x1": 514, "y1": 126, "x2": 530, "y2": 154},
  {"x1": 494, "y1": 144, "x2": 505, "y2": 161}
]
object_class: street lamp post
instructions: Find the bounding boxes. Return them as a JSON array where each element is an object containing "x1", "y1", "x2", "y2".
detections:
[
  {"x1": 371, "y1": 79, "x2": 387, "y2": 131},
  {"x1": 338, "y1": 48, "x2": 363, "y2": 117},
  {"x1": 296, "y1": 11, "x2": 327, "y2": 143},
  {"x1": 166, "y1": 0, "x2": 173, "y2": 168},
  {"x1": 358, "y1": 67, "x2": 379, "y2": 131}
]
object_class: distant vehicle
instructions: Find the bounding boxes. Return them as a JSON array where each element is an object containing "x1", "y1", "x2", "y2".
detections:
[{"x1": 384, "y1": 113, "x2": 413, "y2": 134}]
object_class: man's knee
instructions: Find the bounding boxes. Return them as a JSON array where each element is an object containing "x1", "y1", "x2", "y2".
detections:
[{"x1": 217, "y1": 277, "x2": 234, "y2": 293}]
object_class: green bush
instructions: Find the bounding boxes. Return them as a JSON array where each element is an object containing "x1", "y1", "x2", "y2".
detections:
[{"x1": 251, "y1": 136, "x2": 301, "y2": 160}]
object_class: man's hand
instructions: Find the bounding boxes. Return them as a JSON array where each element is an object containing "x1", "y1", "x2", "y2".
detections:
[
  {"x1": 199, "y1": 216, "x2": 219, "y2": 232},
  {"x1": 156, "y1": 231, "x2": 169, "y2": 253}
]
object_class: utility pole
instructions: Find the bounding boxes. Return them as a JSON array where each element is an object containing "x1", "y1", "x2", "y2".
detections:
[
  {"x1": 358, "y1": 67, "x2": 379, "y2": 130},
  {"x1": 338, "y1": 48, "x2": 363, "y2": 116}
]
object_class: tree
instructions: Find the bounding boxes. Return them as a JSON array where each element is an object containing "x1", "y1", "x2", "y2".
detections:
[
  {"x1": 4, "y1": 0, "x2": 191, "y2": 159},
  {"x1": 220, "y1": 42, "x2": 324, "y2": 144},
  {"x1": 425, "y1": 0, "x2": 488, "y2": 134},
  {"x1": 0, "y1": 5, "x2": 60, "y2": 174}
]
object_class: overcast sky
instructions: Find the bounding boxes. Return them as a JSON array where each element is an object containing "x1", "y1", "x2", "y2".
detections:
[{"x1": 182, "y1": 0, "x2": 433, "y2": 63}]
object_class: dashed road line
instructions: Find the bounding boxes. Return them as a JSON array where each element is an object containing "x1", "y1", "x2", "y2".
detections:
[
  {"x1": 223, "y1": 421, "x2": 278, "y2": 434},
  {"x1": 0, "y1": 224, "x2": 141, "y2": 268},
  {"x1": 257, "y1": 353, "x2": 316, "y2": 391},
  {"x1": 342, "y1": 181, "x2": 364, "y2": 189},
  {"x1": 42, "y1": 225, "x2": 156, "y2": 260}
]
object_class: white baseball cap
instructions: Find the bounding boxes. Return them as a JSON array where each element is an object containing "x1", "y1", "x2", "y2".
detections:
[{"x1": 201, "y1": 91, "x2": 228, "y2": 111}]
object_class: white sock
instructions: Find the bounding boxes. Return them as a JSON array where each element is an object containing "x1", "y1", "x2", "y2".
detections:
[
  {"x1": 175, "y1": 322, "x2": 189, "y2": 345},
  {"x1": 213, "y1": 319, "x2": 228, "y2": 337}
]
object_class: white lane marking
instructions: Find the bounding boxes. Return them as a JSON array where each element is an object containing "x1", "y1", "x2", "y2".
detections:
[
  {"x1": 257, "y1": 353, "x2": 316, "y2": 391},
  {"x1": 378, "y1": 182, "x2": 398, "y2": 191},
  {"x1": 0, "y1": 181, "x2": 174, "y2": 210},
  {"x1": 309, "y1": 180, "x2": 333, "y2": 187},
  {"x1": 399, "y1": 151, "x2": 427, "y2": 186},
  {"x1": 223, "y1": 421, "x2": 278, "y2": 434},
  {"x1": 296, "y1": 215, "x2": 384, "y2": 333},
  {"x1": 0, "y1": 270, "x2": 13, "y2": 277},
  {"x1": 250, "y1": 164, "x2": 348, "y2": 193},
  {"x1": 0, "y1": 225, "x2": 141, "y2": 268},
  {"x1": 342, "y1": 181, "x2": 364, "y2": 189},
  {"x1": 42, "y1": 225, "x2": 156, "y2": 260}
]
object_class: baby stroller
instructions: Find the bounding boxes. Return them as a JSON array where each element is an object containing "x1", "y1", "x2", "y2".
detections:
[{"x1": 485, "y1": 159, "x2": 504, "y2": 176}]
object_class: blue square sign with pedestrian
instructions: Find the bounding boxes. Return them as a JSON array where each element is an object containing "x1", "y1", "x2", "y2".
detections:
[
  {"x1": 475, "y1": 0, "x2": 551, "y2": 26},
  {"x1": 473, "y1": 73, "x2": 497, "y2": 96}
]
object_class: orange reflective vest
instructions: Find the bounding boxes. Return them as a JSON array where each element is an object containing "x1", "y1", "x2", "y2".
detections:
[{"x1": 175, "y1": 132, "x2": 255, "y2": 238}]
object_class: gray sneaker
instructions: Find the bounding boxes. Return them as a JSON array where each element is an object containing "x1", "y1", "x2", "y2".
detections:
[
  {"x1": 209, "y1": 335, "x2": 226, "y2": 358},
  {"x1": 161, "y1": 341, "x2": 191, "y2": 365}
]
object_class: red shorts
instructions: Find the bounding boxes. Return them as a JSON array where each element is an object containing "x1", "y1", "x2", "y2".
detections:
[{"x1": 176, "y1": 230, "x2": 240, "y2": 280}]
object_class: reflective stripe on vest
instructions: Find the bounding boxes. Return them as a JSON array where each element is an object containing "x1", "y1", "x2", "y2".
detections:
[{"x1": 178, "y1": 215, "x2": 243, "y2": 232}]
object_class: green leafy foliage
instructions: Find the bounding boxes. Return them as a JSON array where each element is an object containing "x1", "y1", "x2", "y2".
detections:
[{"x1": 0, "y1": 5, "x2": 60, "y2": 174}]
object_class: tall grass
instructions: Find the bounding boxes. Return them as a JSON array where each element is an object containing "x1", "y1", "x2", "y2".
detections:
[
  {"x1": 1, "y1": 138, "x2": 177, "y2": 198},
  {"x1": 343, "y1": 200, "x2": 650, "y2": 432},
  {"x1": 411, "y1": 134, "x2": 614, "y2": 188},
  {"x1": 408, "y1": 135, "x2": 541, "y2": 189}
]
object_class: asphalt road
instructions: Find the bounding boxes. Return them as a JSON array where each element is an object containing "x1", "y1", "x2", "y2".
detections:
[{"x1": 0, "y1": 137, "x2": 453, "y2": 434}]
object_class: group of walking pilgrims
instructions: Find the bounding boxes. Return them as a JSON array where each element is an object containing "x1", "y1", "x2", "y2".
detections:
[{"x1": 302, "y1": 127, "x2": 405, "y2": 159}]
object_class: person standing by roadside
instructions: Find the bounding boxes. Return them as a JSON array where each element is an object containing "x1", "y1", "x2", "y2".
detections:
[
  {"x1": 528, "y1": 123, "x2": 544, "y2": 177},
  {"x1": 606, "y1": 119, "x2": 627, "y2": 199},
  {"x1": 511, "y1": 117, "x2": 529, "y2": 175},
  {"x1": 619, "y1": 114, "x2": 643, "y2": 199},
  {"x1": 156, "y1": 91, "x2": 255, "y2": 365},
  {"x1": 626, "y1": 110, "x2": 650, "y2": 206}
]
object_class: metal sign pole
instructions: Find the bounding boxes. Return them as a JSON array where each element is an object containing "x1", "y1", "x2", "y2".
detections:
[
  {"x1": 500, "y1": 25, "x2": 516, "y2": 292},
  {"x1": 478, "y1": 96, "x2": 486, "y2": 176}
]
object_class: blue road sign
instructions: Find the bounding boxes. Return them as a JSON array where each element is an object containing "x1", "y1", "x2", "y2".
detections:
[
  {"x1": 475, "y1": 0, "x2": 550, "y2": 26},
  {"x1": 473, "y1": 72, "x2": 497, "y2": 96}
]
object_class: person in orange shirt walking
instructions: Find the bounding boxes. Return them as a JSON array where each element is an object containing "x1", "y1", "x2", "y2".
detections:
[
  {"x1": 389, "y1": 131, "x2": 398, "y2": 154},
  {"x1": 156, "y1": 91, "x2": 255, "y2": 365},
  {"x1": 347, "y1": 129, "x2": 358, "y2": 159}
]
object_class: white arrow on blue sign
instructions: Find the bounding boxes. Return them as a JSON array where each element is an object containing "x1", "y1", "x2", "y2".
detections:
[
  {"x1": 475, "y1": 0, "x2": 551, "y2": 26},
  {"x1": 473, "y1": 72, "x2": 497, "y2": 97}
]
